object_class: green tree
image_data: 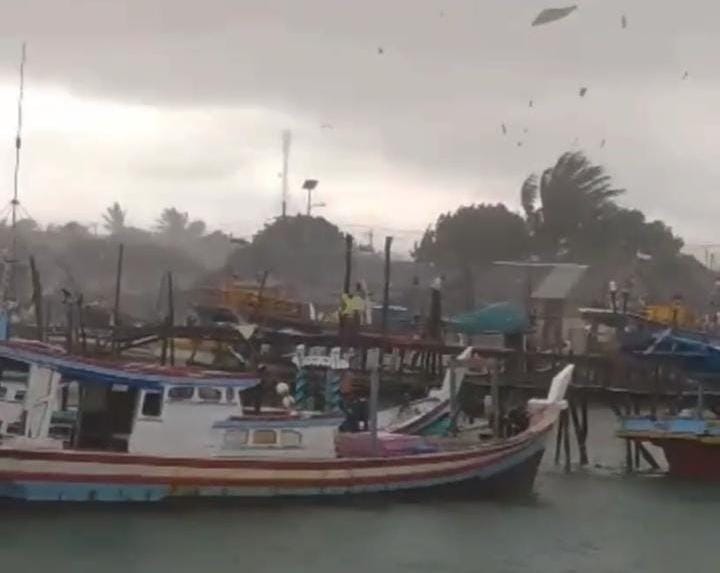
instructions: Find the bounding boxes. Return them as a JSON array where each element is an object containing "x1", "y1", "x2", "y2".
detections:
[
  {"x1": 102, "y1": 202, "x2": 127, "y2": 235},
  {"x1": 155, "y1": 207, "x2": 189, "y2": 239},
  {"x1": 226, "y1": 215, "x2": 346, "y2": 292},
  {"x1": 413, "y1": 204, "x2": 529, "y2": 309}
]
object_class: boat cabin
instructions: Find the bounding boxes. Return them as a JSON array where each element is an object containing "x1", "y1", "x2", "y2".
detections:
[{"x1": 0, "y1": 341, "x2": 342, "y2": 460}]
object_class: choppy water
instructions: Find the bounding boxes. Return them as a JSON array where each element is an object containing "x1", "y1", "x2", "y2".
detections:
[{"x1": 0, "y1": 408, "x2": 717, "y2": 573}]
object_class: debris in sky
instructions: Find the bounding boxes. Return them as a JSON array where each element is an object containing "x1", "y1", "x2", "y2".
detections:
[
  {"x1": 682, "y1": 71, "x2": 689, "y2": 80},
  {"x1": 636, "y1": 251, "x2": 652, "y2": 261},
  {"x1": 621, "y1": 14, "x2": 627, "y2": 29},
  {"x1": 501, "y1": 123, "x2": 507, "y2": 135},
  {"x1": 523, "y1": 127, "x2": 529, "y2": 134},
  {"x1": 572, "y1": 137, "x2": 579, "y2": 146},
  {"x1": 517, "y1": 141, "x2": 524, "y2": 147},
  {"x1": 529, "y1": 99, "x2": 534, "y2": 108},
  {"x1": 321, "y1": 123, "x2": 334, "y2": 129},
  {"x1": 579, "y1": 87, "x2": 588, "y2": 97},
  {"x1": 600, "y1": 139, "x2": 606, "y2": 148},
  {"x1": 531, "y1": 5, "x2": 578, "y2": 26},
  {"x1": 439, "y1": 10, "x2": 445, "y2": 17},
  {"x1": 378, "y1": 47, "x2": 384, "y2": 55}
]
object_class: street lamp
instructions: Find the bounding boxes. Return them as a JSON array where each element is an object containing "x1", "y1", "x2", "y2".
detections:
[{"x1": 302, "y1": 179, "x2": 323, "y2": 216}]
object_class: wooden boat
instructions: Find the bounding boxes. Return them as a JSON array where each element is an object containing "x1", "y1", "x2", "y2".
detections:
[
  {"x1": 618, "y1": 417, "x2": 720, "y2": 479},
  {"x1": 0, "y1": 340, "x2": 573, "y2": 502}
]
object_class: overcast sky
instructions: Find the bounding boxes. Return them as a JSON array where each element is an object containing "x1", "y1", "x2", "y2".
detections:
[{"x1": 0, "y1": 0, "x2": 717, "y2": 254}]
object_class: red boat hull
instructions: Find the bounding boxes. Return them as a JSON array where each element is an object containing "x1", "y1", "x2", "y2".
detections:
[{"x1": 652, "y1": 439, "x2": 720, "y2": 480}]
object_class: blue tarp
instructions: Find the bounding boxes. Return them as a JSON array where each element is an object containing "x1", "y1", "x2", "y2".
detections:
[{"x1": 450, "y1": 302, "x2": 529, "y2": 335}]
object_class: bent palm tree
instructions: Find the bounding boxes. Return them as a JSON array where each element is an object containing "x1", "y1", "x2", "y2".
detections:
[{"x1": 520, "y1": 151, "x2": 623, "y2": 257}]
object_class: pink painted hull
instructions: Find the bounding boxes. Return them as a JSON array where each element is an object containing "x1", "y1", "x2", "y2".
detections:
[{"x1": 0, "y1": 412, "x2": 558, "y2": 502}]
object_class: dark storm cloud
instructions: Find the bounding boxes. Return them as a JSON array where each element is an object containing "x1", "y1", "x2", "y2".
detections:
[{"x1": 0, "y1": 0, "x2": 717, "y2": 240}]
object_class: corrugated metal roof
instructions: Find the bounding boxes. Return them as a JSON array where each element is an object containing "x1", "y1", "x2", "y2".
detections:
[{"x1": 531, "y1": 264, "x2": 588, "y2": 300}]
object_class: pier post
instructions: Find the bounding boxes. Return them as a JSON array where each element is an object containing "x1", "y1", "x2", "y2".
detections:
[
  {"x1": 562, "y1": 408, "x2": 571, "y2": 473},
  {"x1": 569, "y1": 395, "x2": 589, "y2": 466},
  {"x1": 29, "y1": 255, "x2": 44, "y2": 341},
  {"x1": 448, "y1": 359, "x2": 458, "y2": 435},
  {"x1": 367, "y1": 348, "x2": 381, "y2": 456},
  {"x1": 112, "y1": 243, "x2": 124, "y2": 356}
]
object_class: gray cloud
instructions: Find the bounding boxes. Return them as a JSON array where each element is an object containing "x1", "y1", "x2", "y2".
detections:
[{"x1": 0, "y1": 0, "x2": 716, "y2": 247}]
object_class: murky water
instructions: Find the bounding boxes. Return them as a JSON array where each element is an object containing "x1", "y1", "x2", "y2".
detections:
[{"x1": 0, "y1": 408, "x2": 715, "y2": 573}]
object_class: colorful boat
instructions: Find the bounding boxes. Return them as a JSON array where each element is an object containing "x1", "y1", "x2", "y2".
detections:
[
  {"x1": 0, "y1": 340, "x2": 573, "y2": 502},
  {"x1": 618, "y1": 417, "x2": 720, "y2": 479}
]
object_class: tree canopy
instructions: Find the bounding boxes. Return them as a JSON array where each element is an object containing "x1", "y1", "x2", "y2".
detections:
[
  {"x1": 102, "y1": 202, "x2": 127, "y2": 235},
  {"x1": 520, "y1": 151, "x2": 682, "y2": 261},
  {"x1": 413, "y1": 203, "x2": 529, "y2": 267}
]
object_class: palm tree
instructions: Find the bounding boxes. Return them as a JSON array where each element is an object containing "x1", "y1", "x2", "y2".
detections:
[
  {"x1": 102, "y1": 202, "x2": 127, "y2": 235},
  {"x1": 155, "y1": 207, "x2": 189, "y2": 239},
  {"x1": 520, "y1": 151, "x2": 624, "y2": 257}
]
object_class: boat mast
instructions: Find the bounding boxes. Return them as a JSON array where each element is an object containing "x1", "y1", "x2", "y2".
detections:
[
  {"x1": 10, "y1": 42, "x2": 26, "y2": 268},
  {"x1": 4, "y1": 42, "x2": 26, "y2": 305}
]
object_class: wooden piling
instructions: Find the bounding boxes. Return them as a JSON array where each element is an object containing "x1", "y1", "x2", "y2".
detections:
[
  {"x1": 562, "y1": 409, "x2": 571, "y2": 473},
  {"x1": 343, "y1": 234, "x2": 353, "y2": 294},
  {"x1": 490, "y1": 362, "x2": 501, "y2": 438},
  {"x1": 569, "y1": 396, "x2": 589, "y2": 466},
  {"x1": 112, "y1": 243, "x2": 124, "y2": 356},
  {"x1": 381, "y1": 236, "x2": 393, "y2": 335},
  {"x1": 167, "y1": 271, "x2": 175, "y2": 366},
  {"x1": 554, "y1": 412, "x2": 564, "y2": 465},
  {"x1": 28, "y1": 256, "x2": 44, "y2": 341}
]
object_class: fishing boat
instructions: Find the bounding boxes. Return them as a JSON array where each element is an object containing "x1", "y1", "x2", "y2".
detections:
[
  {"x1": 294, "y1": 344, "x2": 475, "y2": 435},
  {"x1": 0, "y1": 340, "x2": 573, "y2": 502}
]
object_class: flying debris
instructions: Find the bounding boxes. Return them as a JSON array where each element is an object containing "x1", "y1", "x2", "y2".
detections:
[
  {"x1": 572, "y1": 137, "x2": 579, "y2": 146},
  {"x1": 378, "y1": 47, "x2": 384, "y2": 55},
  {"x1": 321, "y1": 123, "x2": 334, "y2": 130},
  {"x1": 501, "y1": 123, "x2": 507, "y2": 135},
  {"x1": 531, "y1": 5, "x2": 578, "y2": 26},
  {"x1": 600, "y1": 139, "x2": 606, "y2": 148},
  {"x1": 579, "y1": 87, "x2": 588, "y2": 97},
  {"x1": 682, "y1": 71, "x2": 689, "y2": 80},
  {"x1": 621, "y1": 14, "x2": 627, "y2": 29},
  {"x1": 439, "y1": 10, "x2": 445, "y2": 17},
  {"x1": 517, "y1": 141, "x2": 524, "y2": 147},
  {"x1": 529, "y1": 99, "x2": 534, "y2": 108},
  {"x1": 523, "y1": 127, "x2": 529, "y2": 134}
]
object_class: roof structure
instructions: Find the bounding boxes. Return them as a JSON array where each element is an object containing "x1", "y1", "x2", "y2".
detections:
[
  {"x1": 0, "y1": 340, "x2": 259, "y2": 390},
  {"x1": 532, "y1": 264, "x2": 588, "y2": 300}
]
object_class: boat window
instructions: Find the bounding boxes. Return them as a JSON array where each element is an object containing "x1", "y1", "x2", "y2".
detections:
[
  {"x1": 222, "y1": 429, "x2": 248, "y2": 449},
  {"x1": 14, "y1": 390, "x2": 26, "y2": 403},
  {"x1": 253, "y1": 429, "x2": 277, "y2": 445},
  {"x1": 198, "y1": 387, "x2": 222, "y2": 402},
  {"x1": 141, "y1": 391, "x2": 163, "y2": 417},
  {"x1": 281, "y1": 430, "x2": 302, "y2": 447},
  {"x1": 0, "y1": 386, "x2": 6, "y2": 399},
  {"x1": 225, "y1": 387, "x2": 235, "y2": 403},
  {"x1": 167, "y1": 386, "x2": 194, "y2": 401}
]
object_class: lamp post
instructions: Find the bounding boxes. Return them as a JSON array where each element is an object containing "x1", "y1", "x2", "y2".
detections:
[{"x1": 302, "y1": 179, "x2": 321, "y2": 216}]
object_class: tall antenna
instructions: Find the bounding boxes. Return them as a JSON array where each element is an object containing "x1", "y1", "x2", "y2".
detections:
[
  {"x1": 2, "y1": 42, "x2": 27, "y2": 307},
  {"x1": 281, "y1": 129, "x2": 291, "y2": 219},
  {"x1": 11, "y1": 42, "x2": 26, "y2": 260}
]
